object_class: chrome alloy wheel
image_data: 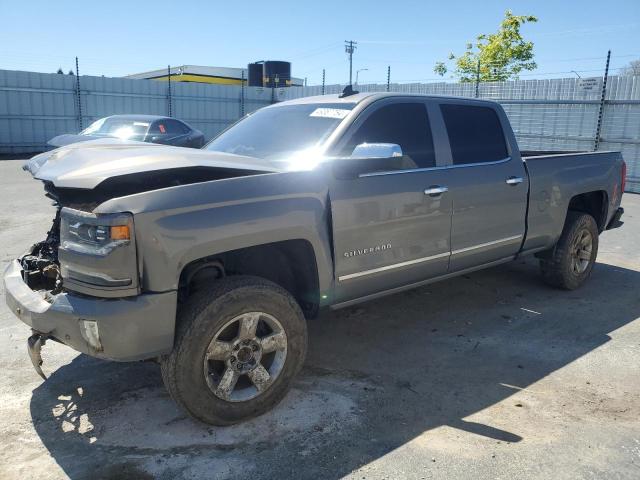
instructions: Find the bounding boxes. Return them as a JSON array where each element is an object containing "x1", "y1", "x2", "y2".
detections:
[
  {"x1": 570, "y1": 228, "x2": 593, "y2": 274},
  {"x1": 203, "y1": 312, "x2": 287, "y2": 402}
]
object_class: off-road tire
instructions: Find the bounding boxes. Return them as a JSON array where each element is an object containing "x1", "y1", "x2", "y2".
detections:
[
  {"x1": 160, "y1": 276, "x2": 307, "y2": 425},
  {"x1": 539, "y1": 211, "x2": 599, "y2": 290}
]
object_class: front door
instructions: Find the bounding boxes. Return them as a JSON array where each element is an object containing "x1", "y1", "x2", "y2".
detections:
[{"x1": 328, "y1": 99, "x2": 453, "y2": 303}]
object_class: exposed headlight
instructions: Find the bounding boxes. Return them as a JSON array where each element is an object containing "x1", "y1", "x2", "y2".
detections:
[{"x1": 60, "y1": 209, "x2": 133, "y2": 256}]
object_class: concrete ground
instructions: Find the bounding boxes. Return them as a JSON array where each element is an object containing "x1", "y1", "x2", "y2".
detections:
[{"x1": 0, "y1": 159, "x2": 639, "y2": 480}]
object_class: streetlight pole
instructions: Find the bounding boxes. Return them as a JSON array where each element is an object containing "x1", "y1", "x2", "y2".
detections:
[{"x1": 355, "y1": 68, "x2": 368, "y2": 85}]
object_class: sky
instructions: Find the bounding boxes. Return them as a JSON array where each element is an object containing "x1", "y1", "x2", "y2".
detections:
[{"x1": 0, "y1": 0, "x2": 638, "y2": 86}]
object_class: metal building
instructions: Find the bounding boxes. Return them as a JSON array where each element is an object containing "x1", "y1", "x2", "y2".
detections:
[{"x1": 126, "y1": 65, "x2": 303, "y2": 87}]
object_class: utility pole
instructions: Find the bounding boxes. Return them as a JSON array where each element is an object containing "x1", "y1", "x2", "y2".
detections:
[
  {"x1": 322, "y1": 69, "x2": 325, "y2": 95},
  {"x1": 475, "y1": 58, "x2": 481, "y2": 98},
  {"x1": 240, "y1": 69, "x2": 245, "y2": 117},
  {"x1": 75, "y1": 56, "x2": 83, "y2": 130},
  {"x1": 167, "y1": 65, "x2": 172, "y2": 117},
  {"x1": 594, "y1": 50, "x2": 611, "y2": 151},
  {"x1": 386, "y1": 65, "x2": 391, "y2": 92},
  {"x1": 344, "y1": 40, "x2": 357, "y2": 85}
]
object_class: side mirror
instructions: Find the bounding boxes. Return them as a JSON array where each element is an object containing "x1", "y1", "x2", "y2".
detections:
[
  {"x1": 351, "y1": 143, "x2": 403, "y2": 159},
  {"x1": 332, "y1": 143, "x2": 405, "y2": 179}
]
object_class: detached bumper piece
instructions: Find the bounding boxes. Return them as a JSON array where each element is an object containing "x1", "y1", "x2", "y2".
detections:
[
  {"x1": 4, "y1": 259, "x2": 178, "y2": 363},
  {"x1": 27, "y1": 333, "x2": 47, "y2": 380},
  {"x1": 606, "y1": 207, "x2": 624, "y2": 230}
]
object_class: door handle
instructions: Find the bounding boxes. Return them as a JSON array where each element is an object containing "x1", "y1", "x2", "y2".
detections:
[
  {"x1": 424, "y1": 185, "x2": 449, "y2": 196},
  {"x1": 506, "y1": 176, "x2": 524, "y2": 185}
]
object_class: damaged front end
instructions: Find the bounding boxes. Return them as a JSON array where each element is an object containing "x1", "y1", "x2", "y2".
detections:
[
  {"x1": 14, "y1": 143, "x2": 279, "y2": 378},
  {"x1": 7, "y1": 143, "x2": 274, "y2": 371},
  {"x1": 10, "y1": 183, "x2": 140, "y2": 377},
  {"x1": 15, "y1": 158, "x2": 268, "y2": 310},
  {"x1": 20, "y1": 208, "x2": 63, "y2": 296},
  {"x1": 5, "y1": 194, "x2": 176, "y2": 369},
  {"x1": 15, "y1": 210, "x2": 63, "y2": 380}
]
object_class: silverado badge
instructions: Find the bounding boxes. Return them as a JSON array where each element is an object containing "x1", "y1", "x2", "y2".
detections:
[{"x1": 343, "y1": 243, "x2": 392, "y2": 258}]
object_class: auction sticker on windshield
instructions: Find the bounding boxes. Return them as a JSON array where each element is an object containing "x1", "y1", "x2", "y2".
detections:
[{"x1": 309, "y1": 108, "x2": 351, "y2": 119}]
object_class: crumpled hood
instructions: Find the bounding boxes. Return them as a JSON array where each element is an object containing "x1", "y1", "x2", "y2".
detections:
[{"x1": 25, "y1": 138, "x2": 281, "y2": 189}]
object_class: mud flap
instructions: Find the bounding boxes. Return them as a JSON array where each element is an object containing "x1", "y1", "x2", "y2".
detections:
[{"x1": 27, "y1": 333, "x2": 47, "y2": 380}]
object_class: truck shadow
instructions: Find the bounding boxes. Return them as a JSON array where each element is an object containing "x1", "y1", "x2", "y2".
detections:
[{"x1": 29, "y1": 258, "x2": 640, "y2": 479}]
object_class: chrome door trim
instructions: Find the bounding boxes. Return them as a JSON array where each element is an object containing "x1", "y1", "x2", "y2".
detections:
[
  {"x1": 451, "y1": 235, "x2": 523, "y2": 255},
  {"x1": 338, "y1": 251, "x2": 450, "y2": 282},
  {"x1": 358, "y1": 157, "x2": 512, "y2": 178}
]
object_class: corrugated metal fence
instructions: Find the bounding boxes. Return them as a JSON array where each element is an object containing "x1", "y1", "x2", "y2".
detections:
[
  {"x1": 1, "y1": 69, "x2": 638, "y2": 192},
  {"x1": 0, "y1": 69, "x2": 273, "y2": 151}
]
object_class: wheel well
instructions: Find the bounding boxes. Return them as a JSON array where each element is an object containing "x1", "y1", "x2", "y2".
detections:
[
  {"x1": 567, "y1": 191, "x2": 608, "y2": 232},
  {"x1": 178, "y1": 240, "x2": 320, "y2": 318}
]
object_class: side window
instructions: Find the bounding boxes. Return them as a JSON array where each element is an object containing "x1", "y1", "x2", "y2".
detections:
[
  {"x1": 149, "y1": 119, "x2": 188, "y2": 135},
  {"x1": 341, "y1": 102, "x2": 436, "y2": 169},
  {"x1": 165, "y1": 119, "x2": 189, "y2": 134},
  {"x1": 179, "y1": 121, "x2": 191, "y2": 134},
  {"x1": 148, "y1": 121, "x2": 166, "y2": 135},
  {"x1": 440, "y1": 104, "x2": 508, "y2": 165}
]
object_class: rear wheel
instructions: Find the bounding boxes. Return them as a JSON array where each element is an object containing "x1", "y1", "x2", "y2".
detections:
[
  {"x1": 161, "y1": 276, "x2": 307, "y2": 425},
  {"x1": 539, "y1": 211, "x2": 599, "y2": 290}
]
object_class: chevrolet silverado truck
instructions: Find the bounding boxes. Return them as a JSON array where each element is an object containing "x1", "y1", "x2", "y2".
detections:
[{"x1": 5, "y1": 91, "x2": 626, "y2": 425}]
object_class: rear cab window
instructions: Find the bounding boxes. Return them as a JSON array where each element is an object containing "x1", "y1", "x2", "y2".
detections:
[{"x1": 440, "y1": 104, "x2": 508, "y2": 165}]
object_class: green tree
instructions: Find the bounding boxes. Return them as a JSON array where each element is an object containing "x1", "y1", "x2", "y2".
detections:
[{"x1": 434, "y1": 10, "x2": 538, "y2": 82}]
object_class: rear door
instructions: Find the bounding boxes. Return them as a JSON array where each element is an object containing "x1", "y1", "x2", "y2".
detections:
[
  {"x1": 328, "y1": 98, "x2": 453, "y2": 302},
  {"x1": 437, "y1": 101, "x2": 528, "y2": 271}
]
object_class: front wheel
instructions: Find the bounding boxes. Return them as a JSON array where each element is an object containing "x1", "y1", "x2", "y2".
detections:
[
  {"x1": 539, "y1": 211, "x2": 599, "y2": 290},
  {"x1": 161, "y1": 276, "x2": 307, "y2": 425}
]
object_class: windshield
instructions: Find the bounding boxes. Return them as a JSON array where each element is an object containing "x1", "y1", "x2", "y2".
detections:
[
  {"x1": 81, "y1": 117, "x2": 151, "y2": 140},
  {"x1": 205, "y1": 103, "x2": 355, "y2": 160}
]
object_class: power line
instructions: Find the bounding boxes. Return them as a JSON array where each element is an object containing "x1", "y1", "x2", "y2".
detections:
[
  {"x1": 535, "y1": 23, "x2": 639, "y2": 37},
  {"x1": 288, "y1": 42, "x2": 342, "y2": 61}
]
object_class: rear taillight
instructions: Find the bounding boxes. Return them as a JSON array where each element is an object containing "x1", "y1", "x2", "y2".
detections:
[{"x1": 621, "y1": 161, "x2": 627, "y2": 193}]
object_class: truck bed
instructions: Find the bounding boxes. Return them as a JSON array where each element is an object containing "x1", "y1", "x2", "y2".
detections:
[{"x1": 522, "y1": 150, "x2": 624, "y2": 254}]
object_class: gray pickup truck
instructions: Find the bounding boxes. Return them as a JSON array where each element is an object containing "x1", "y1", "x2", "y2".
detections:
[{"x1": 5, "y1": 91, "x2": 626, "y2": 425}]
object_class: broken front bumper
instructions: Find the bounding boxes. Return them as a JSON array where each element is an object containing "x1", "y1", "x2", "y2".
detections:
[{"x1": 4, "y1": 259, "x2": 177, "y2": 362}]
